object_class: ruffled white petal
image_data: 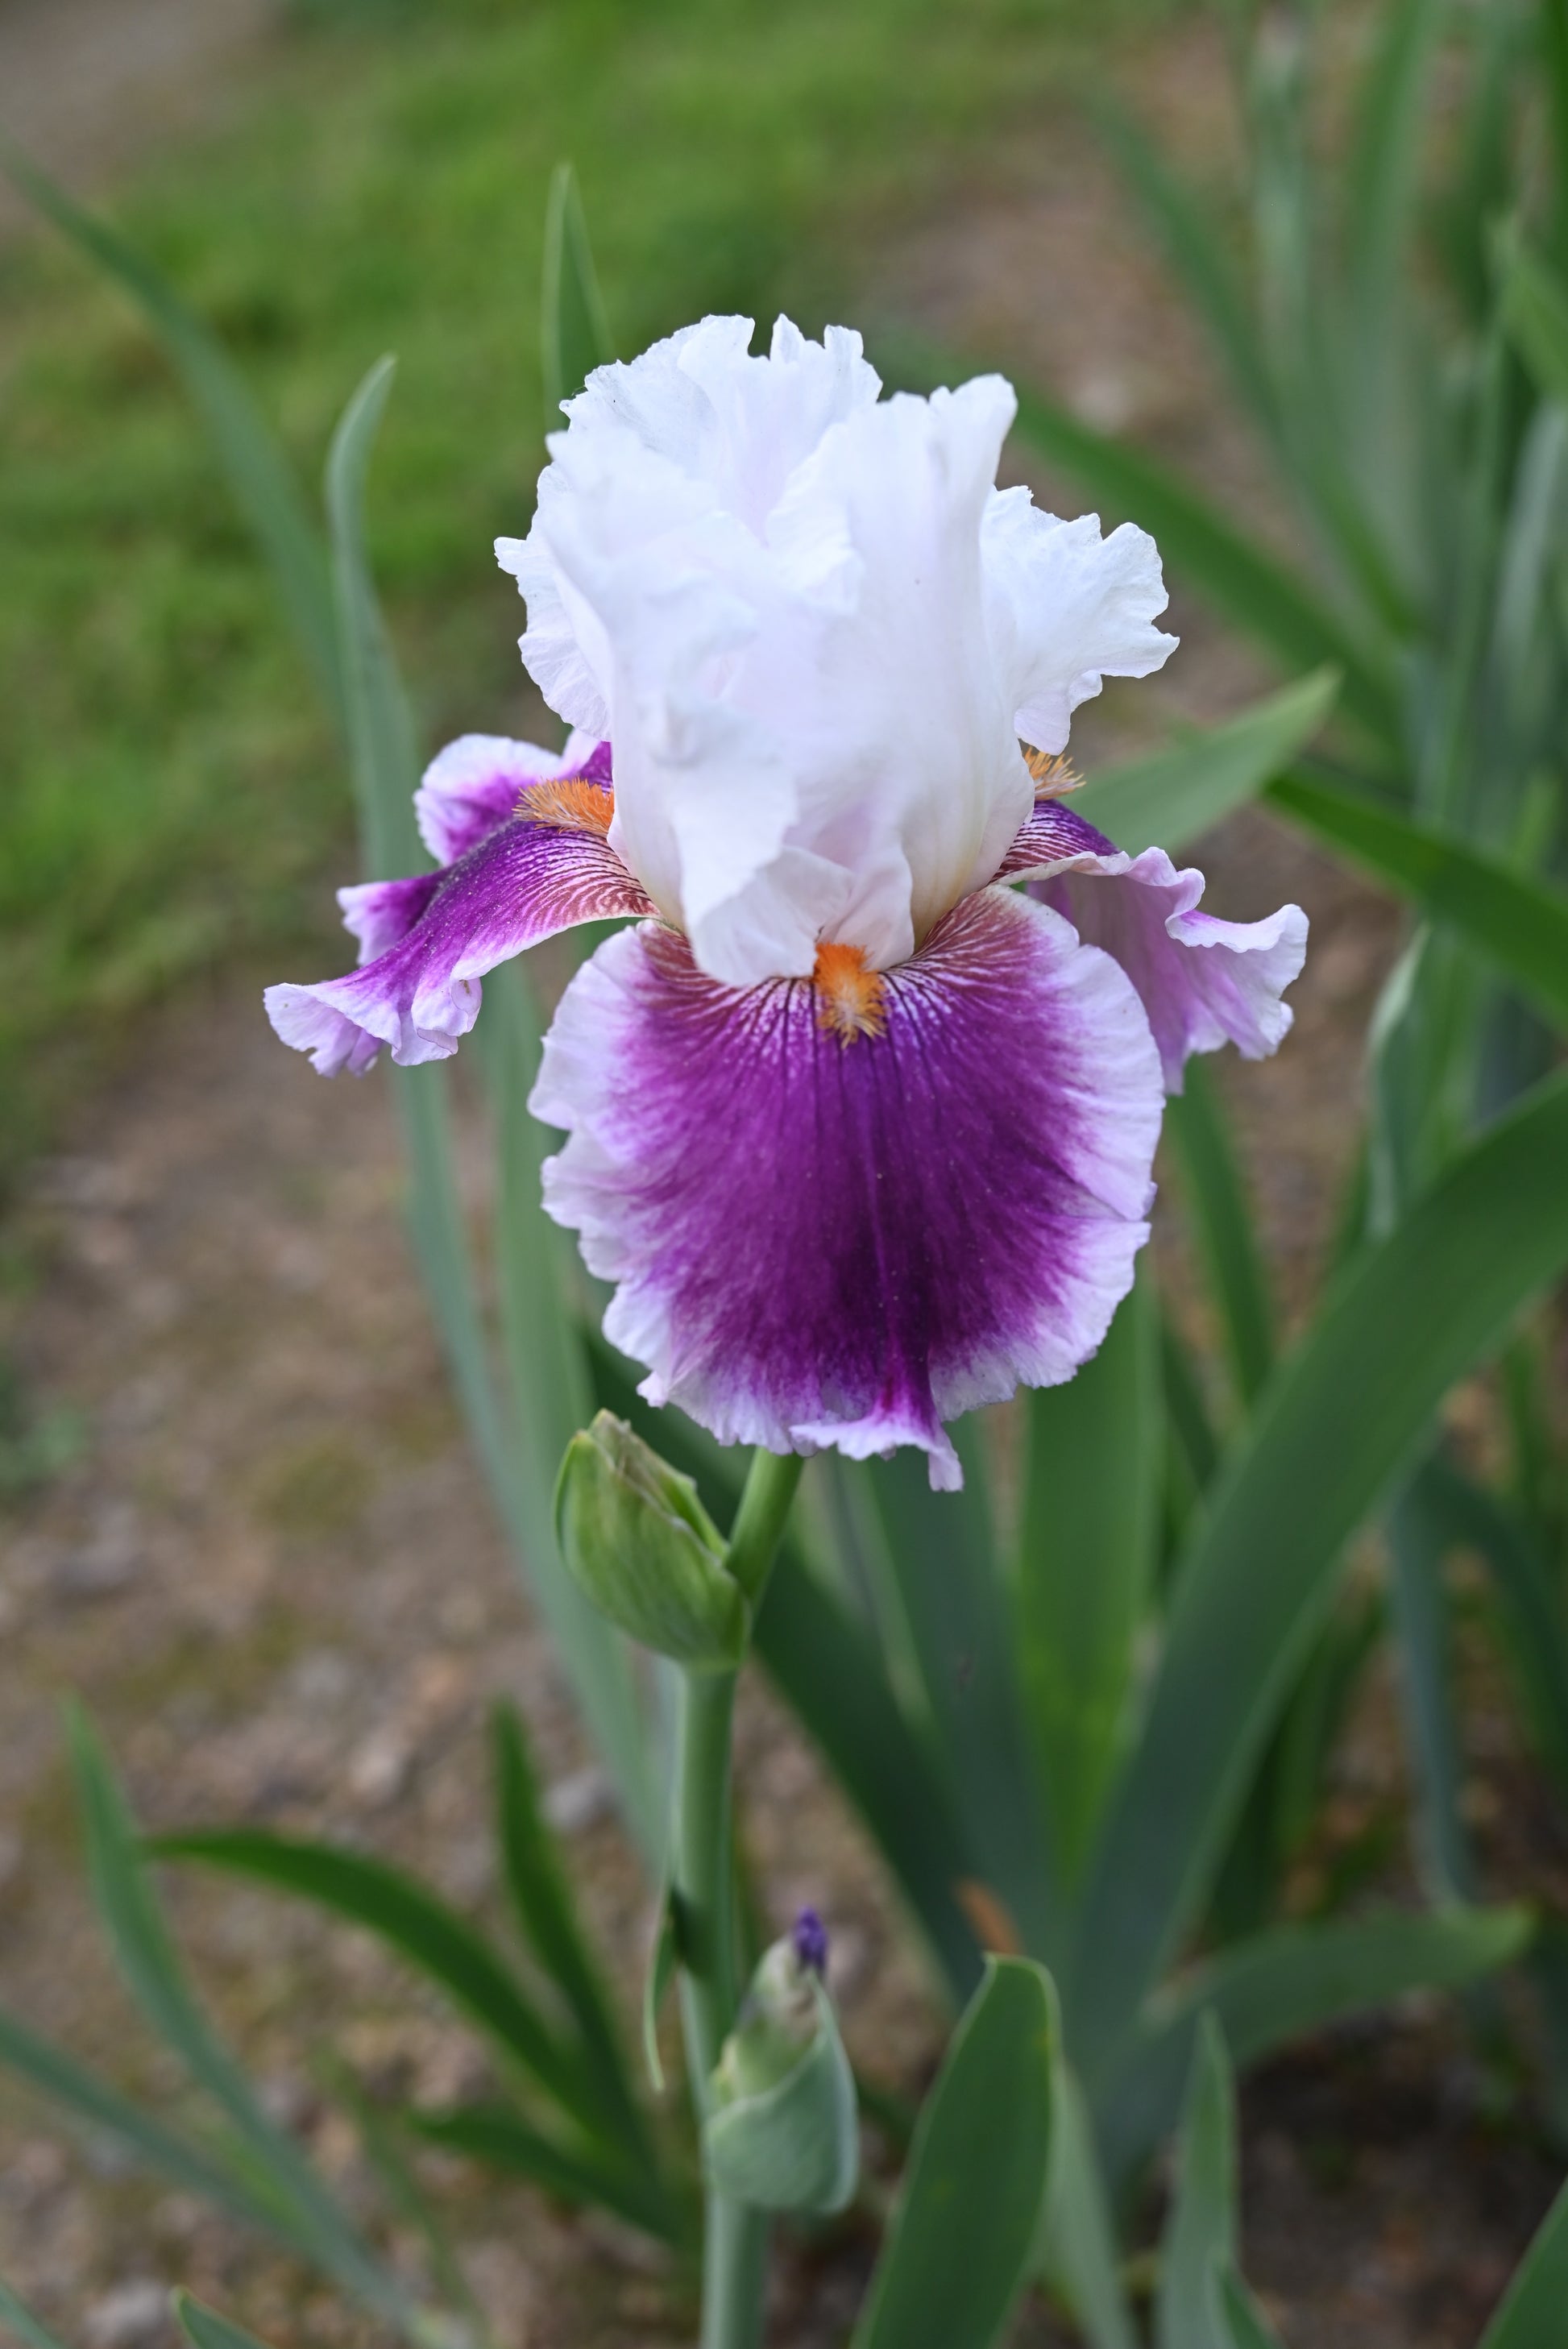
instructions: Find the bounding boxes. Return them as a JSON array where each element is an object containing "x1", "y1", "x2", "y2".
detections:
[
  {"x1": 982, "y1": 489, "x2": 1177, "y2": 754},
  {"x1": 497, "y1": 313, "x2": 1179, "y2": 985}
]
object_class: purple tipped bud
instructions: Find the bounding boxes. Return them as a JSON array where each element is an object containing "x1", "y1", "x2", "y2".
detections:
[{"x1": 792, "y1": 1907, "x2": 828, "y2": 1978}]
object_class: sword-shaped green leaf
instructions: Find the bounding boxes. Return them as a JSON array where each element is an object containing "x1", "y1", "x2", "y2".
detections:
[
  {"x1": 852, "y1": 1959, "x2": 1056, "y2": 2349},
  {"x1": 1268, "y1": 773, "x2": 1568, "y2": 1034},
  {"x1": 1069, "y1": 1069, "x2": 1568, "y2": 2072}
]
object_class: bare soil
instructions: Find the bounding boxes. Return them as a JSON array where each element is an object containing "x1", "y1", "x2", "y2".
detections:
[{"x1": 2, "y1": 7, "x2": 1564, "y2": 2347}]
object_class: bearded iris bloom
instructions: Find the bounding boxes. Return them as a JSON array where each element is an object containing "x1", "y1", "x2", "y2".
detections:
[{"x1": 268, "y1": 317, "x2": 1306, "y2": 1488}]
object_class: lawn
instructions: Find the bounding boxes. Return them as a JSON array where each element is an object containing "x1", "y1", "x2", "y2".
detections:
[{"x1": 0, "y1": 0, "x2": 1168, "y2": 1183}]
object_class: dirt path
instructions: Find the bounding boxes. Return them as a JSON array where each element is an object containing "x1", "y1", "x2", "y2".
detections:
[
  {"x1": 0, "y1": 0, "x2": 274, "y2": 235},
  {"x1": 0, "y1": 9, "x2": 1560, "y2": 2346}
]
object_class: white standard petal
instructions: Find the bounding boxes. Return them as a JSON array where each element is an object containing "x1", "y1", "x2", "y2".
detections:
[
  {"x1": 498, "y1": 312, "x2": 1179, "y2": 987},
  {"x1": 982, "y1": 487, "x2": 1178, "y2": 754}
]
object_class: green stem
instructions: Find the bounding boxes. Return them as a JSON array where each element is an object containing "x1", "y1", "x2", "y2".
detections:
[{"x1": 676, "y1": 1446, "x2": 803, "y2": 2349}]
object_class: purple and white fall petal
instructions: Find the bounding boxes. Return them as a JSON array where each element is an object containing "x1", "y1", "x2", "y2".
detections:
[
  {"x1": 264, "y1": 735, "x2": 653, "y2": 1075},
  {"x1": 531, "y1": 888, "x2": 1163, "y2": 1491},
  {"x1": 997, "y1": 798, "x2": 1309, "y2": 1091}
]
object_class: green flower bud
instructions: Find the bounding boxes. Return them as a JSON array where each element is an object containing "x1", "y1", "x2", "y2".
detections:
[
  {"x1": 703, "y1": 1926, "x2": 859, "y2": 2214},
  {"x1": 555, "y1": 1412, "x2": 748, "y2": 1669}
]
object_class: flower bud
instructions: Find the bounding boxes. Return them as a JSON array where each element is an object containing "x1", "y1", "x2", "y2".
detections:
[
  {"x1": 555, "y1": 1412, "x2": 748, "y2": 1669},
  {"x1": 703, "y1": 1919, "x2": 858, "y2": 2214}
]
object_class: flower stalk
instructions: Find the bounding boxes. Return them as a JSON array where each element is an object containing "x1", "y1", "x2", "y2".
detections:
[{"x1": 675, "y1": 1446, "x2": 804, "y2": 2349}]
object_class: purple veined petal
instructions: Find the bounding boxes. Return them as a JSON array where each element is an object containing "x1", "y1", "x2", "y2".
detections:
[
  {"x1": 995, "y1": 797, "x2": 1309, "y2": 1092},
  {"x1": 530, "y1": 885, "x2": 1164, "y2": 1490},
  {"x1": 415, "y1": 731, "x2": 613, "y2": 865},
  {"x1": 267, "y1": 805, "x2": 654, "y2": 1076}
]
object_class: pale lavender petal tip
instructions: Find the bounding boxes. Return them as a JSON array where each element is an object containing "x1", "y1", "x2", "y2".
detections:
[
  {"x1": 1000, "y1": 800, "x2": 1308, "y2": 1091},
  {"x1": 531, "y1": 888, "x2": 1164, "y2": 1487}
]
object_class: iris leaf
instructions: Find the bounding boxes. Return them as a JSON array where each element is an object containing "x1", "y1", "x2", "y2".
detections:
[
  {"x1": 541, "y1": 160, "x2": 616, "y2": 424},
  {"x1": 174, "y1": 2299, "x2": 275, "y2": 2349},
  {"x1": 864, "y1": 1442, "x2": 1058, "y2": 1961},
  {"x1": 0, "y1": 2006, "x2": 276, "y2": 2236},
  {"x1": 0, "y1": 2280, "x2": 73, "y2": 2349},
  {"x1": 410, "y1": 2104, "x2": 682, "y2": 2241},
  {"x1": 325, "y1": 366, "x2": 654, "y2": 1853},
  {"x1": 1155, "y1": 2016, "x2": 1236, "y2": 2349},
  {"x1": 1420, "y1": 1457, "x2": 1568, "y2": 1804},
  {"x1": 1478, "y1": 2170, "x2": 1568, "y2": 2347},
  {"x1": 1017, "y1": 1274, "x2": 1159, "y2": 1884},
  {"x1": 1097, "y1": 1903, "x2": 1530, "y2": 2190},
  {"x1": 1068, "y1": 1068, "x2": 1568, "y2": 2071},
  {"x1": 1388, "y1": 1464, "x2": 1481, "y2": 1905},
  {"x1": 1267, "y1": 772, "x2": 1568, "y2": 1033},
  {"x1": 1072, "y1": 669, "x2": 1339, "y2": 857},
  {"x1": 852, "y1": 1959, "x2": 1056, "y2": 2349},
  {"x1": 67, "y1": 1715, "x2": 405, "y2": 2322},
  {"x1": 147, "y1": 1828, "x2": 595, "y2": 2124},
  {"x1": 491, "y1": 1697, "x2": 653, "y2": 2154},
  {"x1": 1500, "y1": 237, "x2": 1568, "y2": 403},
  {"x1": 1166, "y1": 1059, "x2": 1275, "y2": 1414}
]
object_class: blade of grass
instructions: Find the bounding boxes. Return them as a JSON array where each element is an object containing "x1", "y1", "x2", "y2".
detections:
[
  {"x1": 0, "y1": 145, "x2": 342, "y2": 724},
  {"x1": 1068, "y1": 1068, "x2": 1568, "y2": 2074}
]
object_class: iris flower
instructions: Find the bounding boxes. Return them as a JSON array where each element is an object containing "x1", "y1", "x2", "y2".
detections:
[{"x1": 268, "y1": 318, "x2": 1306, "y2": 1488}]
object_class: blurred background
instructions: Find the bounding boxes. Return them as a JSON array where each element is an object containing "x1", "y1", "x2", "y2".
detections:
[{"x1": 0, "y1": 2, "x2": 1562, "y2": 2344}]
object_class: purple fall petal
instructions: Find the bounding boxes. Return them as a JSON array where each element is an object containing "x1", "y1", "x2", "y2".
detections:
[
  {"x1": 996, "y1": 799, "x2": 1308, "y2": 1091},
  {"x1": 266, "y1": 745, "x2": 653, "y2": 1075},
  {"x1": 531, "y1": 886, "x2": 1163, "y2": 1488}
]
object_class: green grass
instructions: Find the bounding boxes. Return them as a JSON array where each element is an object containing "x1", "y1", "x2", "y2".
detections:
[{"x1": 0, "y1": 0, "x2": 1168, "y2": 1181}]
